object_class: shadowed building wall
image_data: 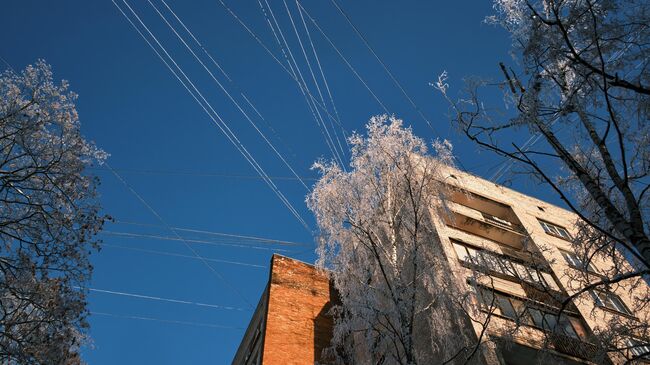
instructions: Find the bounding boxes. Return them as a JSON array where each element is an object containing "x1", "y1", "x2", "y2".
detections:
[{"x1": 232, "y1": 255, "x2": 334, "y2": 365}]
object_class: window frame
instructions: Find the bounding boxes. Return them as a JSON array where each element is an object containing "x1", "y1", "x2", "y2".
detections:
[
  {"x1": 590, "y1": 290, "x2": 633, "y2": 316},
  {"x1": 452, "y1": 240, "x2": 559, "y2": 291},
  {"x1": 477, "y1": 286, "x2": 584, "y2": 339},
  {"x1": 560, "y1": 250, "x2": 600, "y2": 274},
  {"x1": 539, "y1": 219, "x2": 572, "y2": 241}
]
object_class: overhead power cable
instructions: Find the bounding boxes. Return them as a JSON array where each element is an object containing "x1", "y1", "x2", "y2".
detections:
[
  {"x1": 280, "y1": 0, "x2": 347, "y2": 166},
  {"x1": 294, "y1": 1, "x2": 390, "y2": 114},
  {"x1": 156, "y1": 0, "x2": 301, "y2": 167},
  {"x1": 101, "y1": 230, "x2": 296, "y2": 252},
  {"x1": 295, "y1": 1, "x2": 348, "y2": 150},
  {"x1": 91, "y1": 311, "x2": 244, "y2": 330},
  {"x1": 88, "y1": 166, "x2": 318, "y2": 181},
  {"x1": 85, "y1": 287, "x2": 247, "y2": 311},
  {"x1": 328, "y1": 0, "x2": 438, "y2": 135},
  {"x1": 258, "y1": 0, "x2": 345, "y2": 168},
  {"x1": 0, "y1": 56, "x2": 15, "y2": 72},
  {"x1": 112, "y1": 0, "x2": 311, "y2": 233},
  {"x1": 147, "y1": 0, "x2": 310, "y2": 191},
  {"x1": 104, "y1": 160, "x2": 254, "y2": 308},
  {"x1": 258, "y1": 0, "x2": 302, "y2": 94},
  {"x1": 298, "y1": 0, "x2": 469, "y2": 172},
  {"x1": 214, "y1": 0, "x2": 348, "y2": 138},
  {"x1": 102, "y1": 243, "x2": 267, "y2": 269},
  {"x1": 113, "y1": 220, "x2": 307, "y2": 245}
]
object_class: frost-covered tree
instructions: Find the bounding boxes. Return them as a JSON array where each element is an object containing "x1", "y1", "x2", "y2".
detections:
[
  {"x1": 435, "y1": 0, "x2": 650, "y2": 361},
  {"x1": 308, "y1": 116, "x2": 489, "y2": 365},
  {"x1": 0, "y1": 61, "x2": 107, "y2": 364}
]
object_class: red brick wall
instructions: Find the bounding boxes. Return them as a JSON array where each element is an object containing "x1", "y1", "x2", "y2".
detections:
[{"x1": 261, "y1": 255, "x2": 334, "y2": 364}]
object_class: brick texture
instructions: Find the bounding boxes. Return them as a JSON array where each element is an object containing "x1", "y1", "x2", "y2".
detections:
[{"x1": 261, "y1": 255, "x2": 334, "y2": 365}]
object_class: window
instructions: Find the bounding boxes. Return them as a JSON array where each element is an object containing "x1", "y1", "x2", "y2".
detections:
[
  {"x1": 453, "y1": 242, "x2": 482, "y2": 265},
  {"x1": 452, "y1": 241, "x2": 559, "y2": 291},
  {"x1": 453, "y1": 242, "x2": 470, "y2": 262},
  {"x1": 561, "y1": 251, "x2": 599, "y2": 273},
  {"x1": 524, "y1": 301, "x2": 577, "y2": 337},
  {"x1": 527, "y1": 308, "x2": 579, "y2": 338},
  {"x1": 590, "y1": 290, "x2": 632, "y2": 315},
  {"x1": 478, "y1": 288, "x2": 525, "y2": 320},
  {"x1": 478, "y1": 287, "x2": 584, "y2": 339},
  {"x1": 624, "y1": 337, "x2": 650, "y2": 360},
  {"x1": 496, "y1": 294, "x2": 518, "y2": 318},
  {"x1": 539, "y1": 220, "x2": 572, "y2": 240}
]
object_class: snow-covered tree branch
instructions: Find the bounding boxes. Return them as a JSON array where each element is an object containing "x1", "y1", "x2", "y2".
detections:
[
  {"x1": 308, "y1": 116, "x2": 487, "y2": 364},
  {"x1": 435, "y1": 0, "x2": 650, "y2": 361},
  {"x1": 0, "y1": 60, "x2": 107, "y2": 364}
]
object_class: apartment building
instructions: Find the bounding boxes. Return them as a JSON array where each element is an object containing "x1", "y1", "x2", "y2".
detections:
[
  {"x1": 233, "y1": 168, "x2": 649, "y2": 364},
  {"x1": 436, "y1": 168, "x2": 649, "y2": 364}
]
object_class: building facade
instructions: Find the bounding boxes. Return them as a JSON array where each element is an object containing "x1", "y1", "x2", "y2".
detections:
[
  {"x1": 232, "y1": 255, "x2": 335, "y2": 365},
  {"x1": 233, "y1": 168, "x2": 649, "y2": 364}
]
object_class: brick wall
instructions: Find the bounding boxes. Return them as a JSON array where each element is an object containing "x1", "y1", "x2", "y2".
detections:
[{"x1": 261, "y1": 255, "x2": 335, "y2": 364}]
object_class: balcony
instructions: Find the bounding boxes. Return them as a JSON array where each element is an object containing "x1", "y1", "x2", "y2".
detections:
[
  {"x1": 480, "y1": 287, "x2": 604, "y2": 363},
  {"x1": 481, "y1": 212, "x2": 527, "y2": 235},
  {"x1": 445, "y1": 202, "x2": 528, "y2": 249},
  {"x1": 499, "y1": 340, "x2": 598, "y2": 365},
  {"x1": 549, "y1": 333, "x2": 604, "y2": 363}
]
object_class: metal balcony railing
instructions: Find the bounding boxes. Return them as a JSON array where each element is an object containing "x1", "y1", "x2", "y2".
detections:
[{"x1": 549, "y1": 332, "x2": 602, "y2": 362}]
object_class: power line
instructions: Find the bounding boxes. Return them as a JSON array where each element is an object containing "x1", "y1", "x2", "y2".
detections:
[
  {"x1": 214, "y1": 0, "x2": 350, "y2": 139},
  {"x1": 280, "y1": 0, "x2": 347, "y2": 166},
  {"x1": 102, "y1": 243, "x2": 267, "y2": 268},
  {"x1": 85, "y1": 287, "x2": 247, "y2": 311},
  {"x1": 104, "y1": 159, "x2": 254, "y2": 308},
  {"x1": 113, "y1": 220, "x2": 307, "y2": 245},
  {"x1": 258, "y1": 0, "x2": 345, "y2": 168},
  {"x1": 112, "y1": 0, "x2": 311, "y2": 233},
  {"x1": 258, "y1": 0, "x2": 301, "y2": 92},
  {"x1": 294, "y1": 1, "x2": 390, "y2": 114},
  {"x1": 88, "y1": 166, "x2": 318, "y2": 181},
  {"x1": 0, "y1": 55, "x2": 15, "y2": 72},
  {"x1": 327, "y1": 0, "x2": 438, "y2": 136},
  {"x1": 91, "y1": 311, "x2": 244, "y2": 330},
  {"x1": 157, "y1": 0, "x2": 303, "y2": 169},
  {"x1": 147, "y1": 0, "x2": 311, "y2": 191},
  {"x1": 295, "y1": 1, "x2": 348, "y2": 152},
  {"x1": 101, "y1": 230, "x2": 296, "y2": 252},
  {"x1": 298, "y1": 0, "x2": 470, "y2": 172}
]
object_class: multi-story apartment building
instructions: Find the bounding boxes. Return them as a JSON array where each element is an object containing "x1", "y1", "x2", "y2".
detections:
[{"x1": 233, "y1": 168, "x2": 649, "y2": 364}]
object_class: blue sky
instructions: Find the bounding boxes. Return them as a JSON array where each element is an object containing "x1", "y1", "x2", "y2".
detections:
[{"x1": 0, "y1": 1, "x2": 564, "y2": 363}]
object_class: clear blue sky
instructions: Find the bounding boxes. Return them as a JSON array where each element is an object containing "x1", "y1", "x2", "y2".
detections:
[{"x1": 1, "y1": 1, "x2": 563, "y2": 363}]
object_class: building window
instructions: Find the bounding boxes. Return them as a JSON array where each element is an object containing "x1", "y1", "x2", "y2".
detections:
[
  {"x1": 560, "y1": 251, "x2": 599, "y2": 273},
  {"x1": 452, "y1": 241, "x2": 559, "y2": 291},
  {"x1": 539, "y1": 220, "x2": 572, "y2": 240},
  {"x1": 526, "y1": 308, "x2": 579, "y2": 338},
  {"x1": 624, "y1": 337, "x2": 650, "y2": 360},
  {"x1": 590, "y1": 290, "x2": 632, "y2": 315},
  {"x1": 478, "y1": 287, "x2": 524, "y2": 320},
  {"x1": 478, "y1": 287, "x2": 584, "y2": 339}
]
